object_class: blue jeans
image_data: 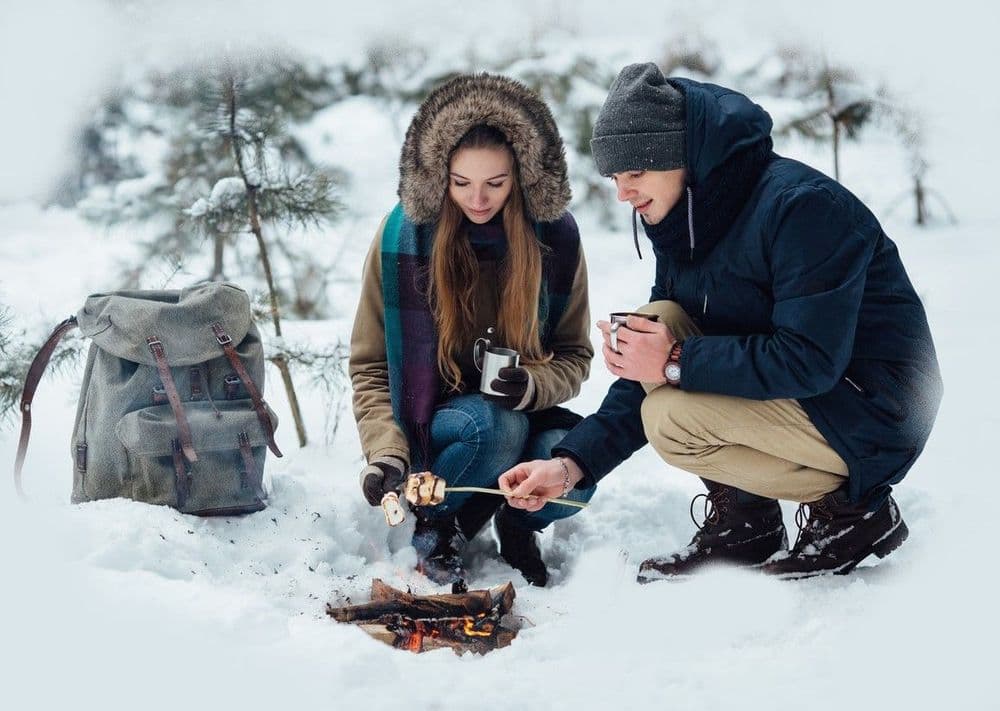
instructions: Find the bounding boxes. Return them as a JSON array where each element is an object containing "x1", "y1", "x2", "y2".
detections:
[{"x1": 425, "y1": 394, "x2": 596, "y2": 531}]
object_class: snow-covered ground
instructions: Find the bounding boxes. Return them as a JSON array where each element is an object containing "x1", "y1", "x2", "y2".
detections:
[{"x1": 2, "y1": 2, "x2": 998, "y2": 709}]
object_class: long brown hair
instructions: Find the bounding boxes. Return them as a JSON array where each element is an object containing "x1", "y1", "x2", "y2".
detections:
[{"x1": 431, "y1": 125, "x2": 552, "y2": 391}]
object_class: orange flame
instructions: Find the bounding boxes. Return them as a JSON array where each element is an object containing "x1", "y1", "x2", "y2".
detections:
[
  {"x1": 396, "y1": 613, "x2": 498, "y2": 652},
  {"x1": 403, "y1": 620, "x2": 444, "y2": 652},
  {"x1": 461, "y1": 613, "x2": 495, "y2": 638}
]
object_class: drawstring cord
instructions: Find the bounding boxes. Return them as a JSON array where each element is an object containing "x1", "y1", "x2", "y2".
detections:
[
  {"x1": 629, "y1": 185, "x2": 694, "y2": 261},
  {"x1": 632, "y1": 206, "x2": 642, "y2": 260},
  {"x1": 687, "y1": 186, "x2": 695, "y2": 261},
  {"x1": 202, "y1": 363, "x2": 222, "y2": 419}
]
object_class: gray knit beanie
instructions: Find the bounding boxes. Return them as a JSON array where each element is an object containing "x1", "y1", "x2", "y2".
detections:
[{"x1": 591, "y1": 62, "x2": 686, "y2": 176}]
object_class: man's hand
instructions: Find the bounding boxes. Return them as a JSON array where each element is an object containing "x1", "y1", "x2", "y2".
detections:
[
  {"x1": 596, "y1": 315, "x2": 675, "y2": 384},
  {"x1": 498, "y1": 458, "x2": 584, "y2": 513},
  {"x1": 360, "y1": 455, "x2": 406, "y2": 506},
  {"x1": 484, "y1": 365, "x2": 531, "y2": 410}
]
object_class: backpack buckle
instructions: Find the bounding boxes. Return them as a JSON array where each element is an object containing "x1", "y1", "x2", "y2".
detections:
[
  {"x1": 224, "y1": 374, "x2": 241, "y2": 399},
  {"x1": 211, "y1": 323, "x2": 232, "y2": 346}
]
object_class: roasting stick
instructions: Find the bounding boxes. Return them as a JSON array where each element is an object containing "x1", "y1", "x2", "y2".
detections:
[
  {"x1": 380, "y1": 473, "x2": 588, "y2": 527},
  {"x1": 442, "y1": 485, "x2": 588, "y2": 509}
]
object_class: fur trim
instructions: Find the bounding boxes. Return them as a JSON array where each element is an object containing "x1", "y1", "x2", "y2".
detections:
[{"x1": 398, "y1": 73, "x2": 571, "y2": 224}]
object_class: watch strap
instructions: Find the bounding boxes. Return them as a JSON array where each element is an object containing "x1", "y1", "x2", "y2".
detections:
[
  {"x1": 664, "y1": 340, "x2": 684, "y2": 386},
  {"x1": 667, "y1": 340, "x2": 683, "y2": 365}
]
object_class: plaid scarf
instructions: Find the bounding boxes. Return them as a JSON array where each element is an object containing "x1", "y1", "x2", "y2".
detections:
[{"x1": 381, "y1": 202, "x2": 579, "y2": 469}]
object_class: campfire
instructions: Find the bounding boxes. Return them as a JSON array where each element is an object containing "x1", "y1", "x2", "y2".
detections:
[{"x1": 327, "y1": 578, "x2": 519, "y2": 654}]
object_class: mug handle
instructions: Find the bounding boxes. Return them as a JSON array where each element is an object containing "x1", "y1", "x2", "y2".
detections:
[
  {"x1": 473, "y1": 337, "x2": 489, "y2": 372},
  {"x1": 609, "y1": 321, "x2": 621, "y2": 353}
]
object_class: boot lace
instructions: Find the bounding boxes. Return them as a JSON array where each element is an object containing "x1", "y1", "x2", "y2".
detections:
[
  {"x1": 791, "y1": 498, "x2": 834, "y2": 552},
  {"x1": 690, "y1": 488, "x2": 730, "y2": 531}
]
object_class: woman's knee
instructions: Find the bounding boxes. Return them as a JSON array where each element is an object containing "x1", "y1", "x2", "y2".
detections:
[
  {"x1": 521, "y1": 428, "x2": 568, "y2": 462},
  {"x1": 435, "y1": 395, "x2": 528, "y2": 450}
]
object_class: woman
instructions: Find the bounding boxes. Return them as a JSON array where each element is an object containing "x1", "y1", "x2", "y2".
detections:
[{"x1": 349, "y1": 73, "x2": 595, "y2": 587}]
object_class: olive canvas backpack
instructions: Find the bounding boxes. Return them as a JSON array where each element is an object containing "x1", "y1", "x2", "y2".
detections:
[{"x1": 13, "y1": 282, "x2": 281, "y2": 515}]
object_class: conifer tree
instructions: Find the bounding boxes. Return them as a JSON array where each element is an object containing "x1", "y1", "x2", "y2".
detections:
[
  {"x1": 185, "y1": 61, "x2": 343, "y2": 447},
  {"x1": 771, "y1": 48, "x2": 885, "y2": 182},
  {"x1": 885, "y1": 106, "x2": 957, "y2": 226},
  {"x1": 78, "y1": 53, "x2": 344, "y2": 288},
  {"x1": 660, "y1": 32, "x2": 721, "y2": 78},
  {"x1": 0, "y1": 306, "x2": 16, "y2": 423},
  {"x1": 0, "y1": 306, "x2": 85, "y2": 427}
]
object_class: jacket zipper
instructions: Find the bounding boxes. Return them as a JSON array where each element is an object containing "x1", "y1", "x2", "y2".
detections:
[{"x1": 843, "y1": 376, "x2": 864, "y2": 393}]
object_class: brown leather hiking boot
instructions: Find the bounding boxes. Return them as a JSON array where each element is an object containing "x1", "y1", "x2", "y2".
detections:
[
  {"x1": 637, "y1": 482, "x2": 788, "y2": 583},
  {"x1": 412, "y1": 514, "x2": 467, "y2": 586},
  {"x1": 762, "y1": 489, "x2": 908, "y2": 579},
  {"x1": 495, "y1": 504, "x2": 548, "y2": 587}
]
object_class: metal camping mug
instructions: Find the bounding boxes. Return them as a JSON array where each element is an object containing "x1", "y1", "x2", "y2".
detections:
[
  {"x1": 473, "y1": 338, "x2": 520, "y2": 396},
  {"x1": 608, "y1": 311, "x2": 660, "y2": 353}
]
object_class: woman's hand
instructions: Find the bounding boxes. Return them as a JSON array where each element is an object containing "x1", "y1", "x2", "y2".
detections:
[
  {"x1": 498, "y1": 457, "x2": 584, "y2": 512},
  {"x1": 359, "y1": 456, "x2": 406, "y2": 506},
  {"x1": 484, "y1": 366, "x2": 532, "y2": 410}
]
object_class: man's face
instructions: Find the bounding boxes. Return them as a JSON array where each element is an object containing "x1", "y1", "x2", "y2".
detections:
[{"x1": 611, "y1": 168, "x2": 687, "y2": 225}]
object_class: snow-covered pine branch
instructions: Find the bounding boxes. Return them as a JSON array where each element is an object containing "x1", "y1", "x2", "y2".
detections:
[{"x1": 0, "y1": 312, "x2": 86, "y2": 427}]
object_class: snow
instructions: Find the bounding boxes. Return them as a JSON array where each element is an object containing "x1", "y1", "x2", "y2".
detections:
[
  {"x1": 186, "y1": 176, "x2": 247, "y2": 216},
  {"x1": 1, "y1": 2, "x2": 998, "y2": 710}
]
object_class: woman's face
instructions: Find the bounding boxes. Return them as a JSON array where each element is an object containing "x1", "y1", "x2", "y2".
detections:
[{"x1": 448, "y1": 146, "x2": 514, "y2": 224}]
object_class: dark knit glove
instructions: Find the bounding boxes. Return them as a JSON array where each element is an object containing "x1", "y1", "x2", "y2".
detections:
[
  {"x1": 484, "y1": 366, "x2": 532, "y2": 411},
  {"x1": 360, "y1": 456, "x2": 406, "y2": 507}
]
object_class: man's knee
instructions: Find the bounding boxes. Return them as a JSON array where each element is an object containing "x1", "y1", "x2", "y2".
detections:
[
  {"x1": 634, "y1": 300, "x2": 699, "y2": 338},
  {"x1": 640, "y1": 386, "x2": 689, "y2": 459}
]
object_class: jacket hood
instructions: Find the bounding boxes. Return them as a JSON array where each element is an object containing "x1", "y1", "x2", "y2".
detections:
[
  {"x1": 398, "y1": 73, "x2": 571, "y2": 224},
  {"x1": 667, "y1": 78, "x2": 773, "y2": 186}
]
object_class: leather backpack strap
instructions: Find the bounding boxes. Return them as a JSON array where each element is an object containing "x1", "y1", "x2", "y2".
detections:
[
  {"x1": 146, "y1": 337, "x2": 198, "y2": 463},
  {"x1": 237, "y1": 431, "x2": 266, "y2": 500},
  {"x1": 211, "y1": 323, "x2": 283, "y2": 458},
  {"x1": 14, "y1": 316, "x2": 79, "y2": 499},
  {"x1": 171, "y1": 438, "x2": 190, "y2": 508}
]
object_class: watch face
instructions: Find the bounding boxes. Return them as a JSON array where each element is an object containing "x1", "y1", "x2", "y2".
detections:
[{"x1": 665, "y1": 362, "x2": 681, "y2": 383}]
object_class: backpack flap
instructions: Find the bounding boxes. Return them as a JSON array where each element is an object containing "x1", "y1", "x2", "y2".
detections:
[
  {"x1": 77, "y1": 282, "x2": 252, "y2": 367},
  {"x1": 116, "y1": 400, "x2": 278, "y2": 515}
]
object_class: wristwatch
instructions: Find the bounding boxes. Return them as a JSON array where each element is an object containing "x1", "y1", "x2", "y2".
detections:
[{"x1": 664, "y1": 340, "x2": 683, "y2": 386}]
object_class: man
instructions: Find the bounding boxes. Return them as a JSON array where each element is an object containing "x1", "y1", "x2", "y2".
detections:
[{"x1": 498, "y1": 63, "x2": 942, "y2": 580}]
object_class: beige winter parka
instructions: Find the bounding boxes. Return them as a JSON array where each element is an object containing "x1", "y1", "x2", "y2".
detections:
[
  {"x1": 350, "y1": 72, "x2": 593, "y2": 468},
  {"x1": 349, "y1": 215, "x2": 593, "y2": 467}
]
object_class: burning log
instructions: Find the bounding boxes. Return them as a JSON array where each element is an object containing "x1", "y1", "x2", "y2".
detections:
[
  {"x1": 327, "y1": 578, "x2": 513, "y2": 622},
  {"x1": 327, "y1": 579, "x2": 519, "y2": 654}
]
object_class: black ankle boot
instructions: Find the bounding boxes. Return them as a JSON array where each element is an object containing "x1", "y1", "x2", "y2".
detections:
[
  {"x1": 762, "y1": 489, "x2": 908, "y2": 579},
  {"x1": 494, "y1": 504, "x2": 548, "y2": 587},
  {"x1": 637, "y1": 481, "x2": 788, "y2": 583},
  {"x1": 412, "y1": 513, "x2": 467, "y2": 585},
  {"x1": 456, "y1": 493, "x2": 502, "y2": 541}
]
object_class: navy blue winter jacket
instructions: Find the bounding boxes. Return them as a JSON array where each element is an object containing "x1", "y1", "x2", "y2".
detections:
[{"x1": 555, "y1": 78, "x2": 943, "y2": 503}]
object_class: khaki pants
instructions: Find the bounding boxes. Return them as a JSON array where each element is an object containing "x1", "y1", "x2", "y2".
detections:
[{"x1": 635, "y1": 301, "x2": 848, "y2": 503}]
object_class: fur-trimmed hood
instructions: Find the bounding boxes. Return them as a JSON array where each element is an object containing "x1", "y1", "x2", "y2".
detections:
[{"x1": 398, "y1": 73, "x2": 571, "y2": 224}]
